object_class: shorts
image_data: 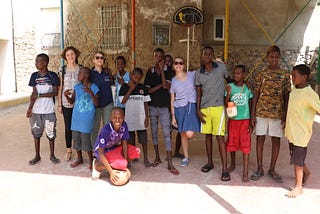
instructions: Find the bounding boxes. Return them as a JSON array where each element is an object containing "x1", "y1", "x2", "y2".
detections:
[
  {"x1": 200, "y1": 106, "x2": 226, "y2": 136},
  {"x1": 255, "y1": 117, "x2": 283, "y2": 137},
  {"x1": 226, "y1": 119, "x2": 251, "y2": 154},
  {"x1": 104, "y1": 144, "x2": 141, "y2": 170},
  {"x1": 128, "y1": 130, "x2": 147, "y2": 145},
  {"x1": 72, "y1": 131, "x2": 92, "y2": 152},
  {"x1": 289, "y1": 143, "x2": 307, "y2": 167},
  {"x1": 175, "y1": 102, "x2": 200, "y2": 133},
  {"x1": 29, "y1": 113, "x2": 56, "y2": 140}
]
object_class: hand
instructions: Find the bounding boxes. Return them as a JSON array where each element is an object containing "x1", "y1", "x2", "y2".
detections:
[
  {"x1": 83, "y1": 85, "x2": 93, "y2": 95},
  {"x1": 26, "y1": 108, "x2": 32, "y2": 118},
  {"x1": 197, "y1": 111, "x2": 206, "y2": 124},
  {"x1": 57, "y1": 106, "x2": 62, "y2": 114},
  {"x1": 118, "y1": 76, "x2": 124, "y2": 85},
  {"x1": 109, "y1": 169, "x2": 120, "y2": 184},
  {"x1": 144, "y1": 117, "x2": 149, "y2": 128},
  {"x1": 172, "y1": 117, "x2": 178, "y2": 128},
  {"x1": 251, "y1": 116, "x2": 256, "y2": 128},
  {"x1": 158, "y1": 60, "x2": 165, "y2": 72},
  {"x1": 226, "y1": 85, "x2": 231, "y2": 94},
  {"x1": 64, "y1": 89, "x2": 72, "y2": 97},
  {"x1": 166, "y1": 80, "x2": 171, "y2": 90},
  {"x1": 248, "y1": 124, "x2": 253, "y2": 134},
  {"x1": 281, "y1": 119, "x2": 286, "y2": 129}
]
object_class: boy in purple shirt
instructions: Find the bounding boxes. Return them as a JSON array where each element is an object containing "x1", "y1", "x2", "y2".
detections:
[{"x1": 92, "y1": 107, "x2": 140, "y2": 185}]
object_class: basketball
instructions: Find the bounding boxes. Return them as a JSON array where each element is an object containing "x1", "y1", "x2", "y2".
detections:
[{"x1": 111, "y1": 169, "x2": 131, "y2": 186}]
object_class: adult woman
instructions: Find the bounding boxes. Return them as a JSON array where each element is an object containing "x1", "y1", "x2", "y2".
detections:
[
  {"x1": 57, "y1": 46, "x2": 81, "y2": 162},
  {"x1": 90, "y1": 51, "x2": 114, "y2": 148},
  {"x1": 169, "y1": 57, "x2": 200, "y2": 167}
]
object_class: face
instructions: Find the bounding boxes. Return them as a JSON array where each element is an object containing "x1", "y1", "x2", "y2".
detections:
[
  {"x1": 78, "y1": 69, "x2": 89, "y2": 81},
  {"x1": 153, "y1": 51, "x2": 164, "y2": 64},
  {"x1": 116, "y1": 59, "x2": 125, "y2": 72},
  {"x1": 130, "y1": 73, "x2": 142, "y2": 84},
  {"x1": 173, "y1": 58, "x2": 184, "y2": 72},
  {"x1": 292, "y1": 70, "x2": 307, "y2": 87},
  {"x1": 35, "y1": 57, "x2": 47, "y2": 70},
  {"x1": 65, "y1": 49, "x2": 77, "y2": 64},
  {"x1": 234, "y1": 68, "x2": 245, "y2": 82},
  {"x1": 165, "y1": 56, "x2": 173, "y2": 67},
  {"x1": 202, "y1": 48, "x2": 214, "y2": 64},
  {"x1": 93, "y1": 53, "x2": 105, "y2": 66},
  {"x1": 267, "y1": 51, "x2": 280, "y2": 69},
  {"x1": 110, "y1": 109, "x2": 124, "y2": 130}
]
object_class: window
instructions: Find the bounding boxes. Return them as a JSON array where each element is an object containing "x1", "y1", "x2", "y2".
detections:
[
  {"x1": 40, "y1": 7, "x2": 60, "y2": 50},
  {"x1": 213, "y1": 15, "x2": 225, "y2": 41},
  {"x1": 41, "y1": 33, "x2": 61, "y2": 49},
  {"x1": 153, "y1": 21, "x2": 170, "y2": 46},
  {"x1": 98, "y1": 4, "x2": 127, "y2": 49}
]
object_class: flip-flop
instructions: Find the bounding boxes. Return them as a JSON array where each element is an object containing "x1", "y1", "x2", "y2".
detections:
[
  {"x1": 268, "y1": 170, "x2": 283, "y2": 183},
  {"x1": 70, "y1": 159, "x2": 83, "y2": 168},
  {"x1": 201, "y1": 164, "x2": 214, "y2": 173},
  {"x1": 221, "y1": 171, "x2": 231, "y2": 181},
  {"x1": 250, "y1": 171, "x2": 264, "y2": 181},
  {"x1": 29, "y1": 157, "x2": 41, "y2": 165},
  {"x1": 51, "y1": 157, "x2": 60, "y2": 164},
  {"x1": 168, "y1": 167, "x2": 180, "y2": 175},
  {"x1": 152, "y1": 160, "x2": 162, "y2": 167}
]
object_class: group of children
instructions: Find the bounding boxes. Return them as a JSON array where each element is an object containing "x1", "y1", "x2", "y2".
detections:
[{"x1": 26, "y1": 45, "x2": 320, "y2": 196}]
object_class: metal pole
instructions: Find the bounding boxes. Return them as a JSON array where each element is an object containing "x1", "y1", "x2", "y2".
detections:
[
  {"x1": 224, "y1": 0, "x2": 229, "y2": 62},
  {"x1": 187, "y1": 26, "x2": 190, "y2": 72},
  {"x1": 317, "y1": 41, "x2": 320, "y2": 85},
  {"x1": 10, "y1": 0, "x2": 17, "y2": 92},
  {"x1": 131, "y1": 0, "x2": 136, "y2": 68},
  {"x1": 60, "y1": 0, "x2": 65, "y2": 68}
]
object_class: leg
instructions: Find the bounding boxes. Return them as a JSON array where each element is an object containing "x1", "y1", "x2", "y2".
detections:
[
  {"x1": 216, "y1": 135, "x2": 227, "y2": 172},
  {"x1": 242, "y1": 153, "x2": 249, "y2": 183},
  {"x1": 87, "y1": 151, "x2": 93, "y2": 169},
  {"x1": 91, "y1": 108, "x2": 102, "y2": 148},
  {"x1": 29, "y1": 138, "x2": 41, "y2": 165},
  {"x1": 286, "y1": 165, "x2": 303, "y2": 198},
  {"x1": 101, "y1": 103, "x2": 113, "y2": 125},
  {"x1": 302, "y1": 165, "x2": 311, "y2": 186},
  {"x1": 173, "y1": 132, "x2": 184, "y2": 158},
  {"x1": 180, "y1": 132, "x2": 189, "y2": 158},
  {"x1": 70, "y1": 150, "x2": 83, "y2": 168},
  {"x1": 268, "y1": 136, "x2": 283, "y2": 183},
  {"x1": 227, "y1": 152, "x2": 236, "y2": 173},
  {"x1": 205, "y1": 134, "x2": 214, "y2": 166},
  {"x1": 49, "y1": 139, "x2": 60, "y2": 164},
  {"x1": 138, "y1": 130, "x2": 152, "y2": 167},
  {"x1": 167, "y1": 151, "x2": 179, "y2": 175},
  {"x1": 128, "y1": 131, "x2": 136, "y2": 146},
  {"x1": 149, "y1": 107, "x2": 160, "y2": 162},
  {"x1": 142, "y1": 143, "x2": 152, "y2": 167},
  {"x1": 152, "y1": 145, "x2": 162, "y2": 167},
  {"x1": 250, "y1": 135, "x2": 265, "y2": 181}
]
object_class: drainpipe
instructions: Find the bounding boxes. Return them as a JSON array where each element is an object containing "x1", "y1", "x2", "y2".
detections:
[
  {"x1": 131, "y1": 0, "x2": 136, "y2": 68},
  {"x1": 60, "y1": 0, "x2": 65, "y2": 68},
  {"x1": 224, "y1": 0, "x2": 229, "y2": 62},
  {"x1": 11, "y1": 0, "x2": 17, "y2": 93}
]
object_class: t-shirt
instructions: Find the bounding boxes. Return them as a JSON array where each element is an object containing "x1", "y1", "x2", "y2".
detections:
[
  {"x1": 285, "y1": 85, "x2": 320, "y2": 147},
  {"x1": 226, "y1": 83, "x2": 253, "y2": 120},
  {"x1": 119, "y1": 83, "x2": 151, "y2": 131},
  {"x1": 28, "y1": 71, "x2": 60, "y2": 114},
  {"x1": 254, "y1": 68, "x2": 291, "y2": 119},
  {"x1": 60, "y1": 66, "x2": 80, "y2": 108},
  {"x1": 195, "y1": 62, "x2": 229, "y2": 108},
  {"x1": 71, "y1": 83, "x2": 99, "y2": 133},
  {"x1": 90, "y1": 69, "x2": 113, "y2": 108},
  {"x1": 93, "y1": 122, "x2": 129, "y2": 160},
  {"x1": 170, "y1": 71, "x2": 197, "y2": 108},
  {"x1": 115, "y1": 71, "x2": 130, "y2": 108},
  {"x1": 144, "y1": 67, "x2": 174, "y2": 107}
]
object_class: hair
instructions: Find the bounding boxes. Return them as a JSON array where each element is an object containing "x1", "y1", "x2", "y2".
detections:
[
  {"x1": 267, "y1": 45, "x2": 281, "y2": 56},
  {"x1": 61, "y1": 46, "x2": 81, "y2": 63},
  {"x1": 165, "y1": 54, "x2": 173, "y2": 62},
  {"x1": 293, "y1": 64, "x2": 311, "y2": 78},
  {"x1": 131, "y1": 67, "x2": 143, "y2": 76},
  {"x1": 174, "y1": 56, "x2": 184, "y2": 62},
  {"x1": 153, "y1": 48, "x2": 165, "y2": 56},
  {"x1": 115, "y1": 55, "x2": 127, "y2": 65},
  {"x1": 234, "y1": 64, "x2": 246, "y2": 72},
  {"x1": 201, "y1": 45, "x2": 214, "y2": 54},
  {"x1": 37, "y1": 53, "x2": 49, "y2": 63},
  {"x1": 94, "y1": 51, "x2": 105, "y2": 58},
  {"x1": 111, "y1": 107, "x2": 125, "y2": 115}
]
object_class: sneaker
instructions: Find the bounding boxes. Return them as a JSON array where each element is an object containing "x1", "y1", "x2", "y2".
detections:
[
  {"x1": 180, "y1": 157, "x2": 189, "y2": 167},
  {"x1": 91, "y1": 159, "x2": 101, "y2": 180}
]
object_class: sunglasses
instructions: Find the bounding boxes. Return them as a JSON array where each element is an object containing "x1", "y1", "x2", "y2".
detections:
[
  {"x1": 95, "y1": 56, "x2": 105, "y2": 60},
  {"x1": 174, "y1": 61, "x2": 184, "y2": 65}
]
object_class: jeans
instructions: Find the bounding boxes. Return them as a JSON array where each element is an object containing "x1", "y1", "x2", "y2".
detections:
[{"x1": 149, "y1": 106, "x2": 172, "y2": 151}]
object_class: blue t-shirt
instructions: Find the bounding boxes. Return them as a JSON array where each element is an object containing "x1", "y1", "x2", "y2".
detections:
[
  {"x1": 115, "y1": 71, "x2": 130, "y2": 108},
  {"x1": 226, "y1": 82, "x2": 253, "y2": 120},
  {"x1": 93, "y1": 122, "x2": 130, "y2": 160},
  {"x1": 71, "y1": 83, "x2": 99, "y2": 133},
  {"x1": 90, "y1": 69, "x2": 113, "y2": 108}
]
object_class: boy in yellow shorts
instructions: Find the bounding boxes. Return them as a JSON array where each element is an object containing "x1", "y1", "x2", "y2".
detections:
[{"x1": 195, "y1": 46, "x2": 233, "y2": 181}]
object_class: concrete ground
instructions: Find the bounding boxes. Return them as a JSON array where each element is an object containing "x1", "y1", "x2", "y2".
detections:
[{"x1": 1, "y1": 103, "x2": 320, "y2": 214}]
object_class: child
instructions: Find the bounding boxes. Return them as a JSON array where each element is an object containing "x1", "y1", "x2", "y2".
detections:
[
  {"x1": 225, "y1": 65, "x2": 253, "y2": 182},
  {"x1": 250, "y1": 45, "x2": 291, "y2": 183},
  {"x1": 144, "y1": 48, "x2": 178, "y2": 173},
  {"x1": 285, "y1": 64, "x2": 320, "y2": 198},
  {"x1": 195, "y1": 46, "x2": 233, "y2": 181},
  {"x1": 114, "y1": 55, "x2": 130, "y2": 109},
  {"x1": 64, "y1": 67, "x2": 99, "y2": 168},
  {"x1": 26, "y1": 53, "x2": 60, "y2": 165},
  {"x1": 170, "y1": 57, "x2": 200, "y2": 168},
  {"x1": 119, "y1": 67, "x2": 152, "y2": 167},
  {"x1": 92, "y1": 107, "x2": 140, "y2": 185}
]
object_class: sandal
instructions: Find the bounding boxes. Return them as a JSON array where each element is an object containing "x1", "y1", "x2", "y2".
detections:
[
  {"x1": 65, "y1": 149, "x2": 72, "y2": 162},
  {"x1": 201, "y1": 164, "x2": 214, "y2": 173},
  {"x1": 29, "y1": 157, "x2": 41, "y2": 165},
  {"x1": 250, "y1": 171, "x2": 264, "y2": 181},
  {"x1": 152, "y1": 160, "x2": 162, "y2": 167},
  {"x1": 70, "y1": 159, "x2": 83, "y2": 168},
  {"x1": 268, "y1": 170, "x2": 283, "y2": 183},
  {"x1": 50, "y1": 156, "x2": 60, "y2": 164},
  {"x1": 221, "y1": 171, "x2": 231, "y2": 181},
  {"x1": 168, "y1": 167, "x2": 180, "y2": 175}
]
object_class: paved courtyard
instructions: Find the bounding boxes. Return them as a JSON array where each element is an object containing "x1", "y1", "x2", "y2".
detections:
[{"x1": 1, "y1": 103, "x2": 320, "y2": 214}]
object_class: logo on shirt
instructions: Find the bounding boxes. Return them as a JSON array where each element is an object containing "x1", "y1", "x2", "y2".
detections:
[
  {"x1": 139, "y1": 89, "x2": 144, "y2": 95},
  {"x1": 100, "y1": 138, "x2": 105, "y2": 144}
]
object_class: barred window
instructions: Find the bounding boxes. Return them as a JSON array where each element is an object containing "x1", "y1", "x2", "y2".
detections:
[
  {"x1": 153, "y1": 21, "x2": 170, "y2": 46},
  {"x1": 98, "y1": 4, "x2": 127, "y2": 49},
  {"x1": 213, "y1": 15, "x2": 225, "y2": 41}
]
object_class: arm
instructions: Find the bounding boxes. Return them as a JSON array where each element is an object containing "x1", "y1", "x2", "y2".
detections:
[
  {"x1": 26, "y1": 87, "x2": 37, "y2": 118},
  {"x1": 196, "y1": 85, "x2": 206, "y2": 124},
  {"x1": 122, "y1": 140, "x2": 128, "y2": 161},
  {"x1": 251, "y1": 91, "x2": 259, "y2": 128},
  {"x1": 159, "y1": 60, "x2": 168, "y2": 89},
  {"x1": 57, "y1": 75, "x2": 63, "y2": 113},
  {"x1": 248, "y1": 97, "x2": 254, "y2": 133},
  {"x1": 84, "y1": 85, "x2": 99, "y2": 107},
  {"x1": 144, "y1": 102, "x2": 149, "y2": 128},
  {"x1": 38, "y1": 86, "x2": 58, "y2": 98},
  {"x1": 170, "y1": 93, "x2": 178, "y2": 128},
  {"x1": 121, "y1": 83, "x2": 136, "y2": 104},
  {"x1": 282, "y1": 92, "x2": 290, "y2": 127},
  {"x1": 64, "y1": 89, "x2": 75, "y2": 104},
  {"x1": 225, "y1": 85, "x2": 231, "y2": 107},
  {"x1": 97, "y1": 148, "x2": 119, "y2": 183}
]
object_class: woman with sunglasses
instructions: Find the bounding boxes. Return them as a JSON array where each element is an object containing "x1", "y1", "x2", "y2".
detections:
[
  {"x1": 90, "y1": 51, "x2": 114, "y2": 150},
  {"x1": 169, "y1": 57, "x2": 200, "y2": 167},
  {"x1": 58, "y1": 46, "x2": 81, "y2": 162}
]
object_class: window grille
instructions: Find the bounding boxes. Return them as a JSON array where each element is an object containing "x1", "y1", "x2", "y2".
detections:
[
  {"x1": 213, "y1": 15, "x2": 225, "y2": 41},
  {"x1": 153, "y1": 21, "x2": 170, "y2": 46},
  {"x1": 41, "y1": 33, "x2": 61, "y2": 49}
]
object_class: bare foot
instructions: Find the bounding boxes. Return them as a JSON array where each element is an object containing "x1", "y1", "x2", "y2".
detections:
[
  {"x1": 144, "y1": 160, "x2": 152, "y2": 168},
  {"x1": 29, "y1": 156, "x2": 41, "y2": 165},
  {"x1": 286, "y1": 187, "x2": 303, "y2": 198},
  {"x1": 152, "y1": 159, "x2": 162, "y2": 167},
  {"x1": 227, "y1": 165, "x2": 235, "y2": 173},
  {"x1": 242, "y1": 175, "x2": 249, "y2": 183},
  {"x1": 303, "y1": 170, "x2": 311, "y2": 186}
]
